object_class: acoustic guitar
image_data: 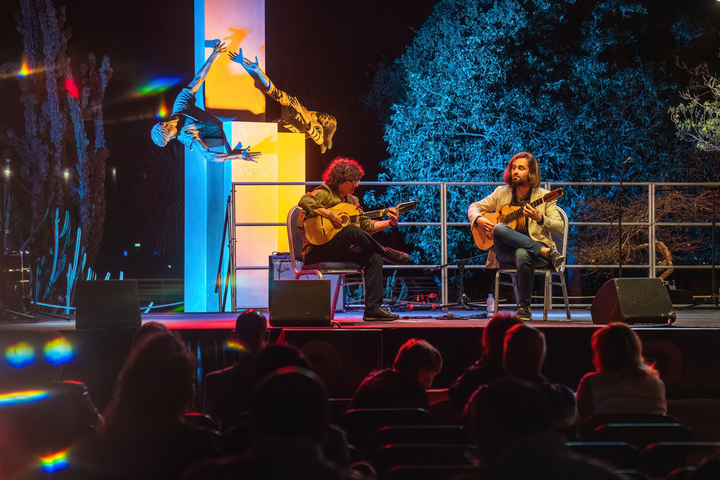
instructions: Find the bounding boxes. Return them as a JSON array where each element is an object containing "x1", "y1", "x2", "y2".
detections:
[
  {"x1": 470, "y1": 188, "x2": 564, "y2": 250},
  {"x1": 303, "y1": 200, "x2": 418, "y2": 245}
]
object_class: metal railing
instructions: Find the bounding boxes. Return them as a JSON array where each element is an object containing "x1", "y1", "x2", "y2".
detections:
[{"x1": 231, "y1": 181, "x2": 719, "y2": 309}]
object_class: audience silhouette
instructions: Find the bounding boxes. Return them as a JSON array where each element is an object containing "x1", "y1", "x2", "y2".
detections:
[
  {"x1": 576, "y1": 322, "x2": 667, "y2": 424},
  {"x1": 349, "y1": 338, "x2": 442, "y2": 410}
]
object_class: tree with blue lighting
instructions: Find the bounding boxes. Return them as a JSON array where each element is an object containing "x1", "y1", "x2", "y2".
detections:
[{"x1": 366, "y1": 0, "x2": 716, "y2": 265}]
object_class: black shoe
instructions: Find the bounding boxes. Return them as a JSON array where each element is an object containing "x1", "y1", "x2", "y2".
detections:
[
  {"x1": 548, "y1": 249, "x2": 565, "y2": 270},
  {"x1": 516, "y1": 306, "x2": 532, "y2": 321},
  {"x1": 363, "y1": 307, "x2": 400, "y2": 322},
  {"x1": 383, "y1": 248, "x2": 410, "y2": 265}
]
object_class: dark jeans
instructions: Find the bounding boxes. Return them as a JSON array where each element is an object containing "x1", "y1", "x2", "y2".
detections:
[
  {"x1": 493, "y1": 224, "x2": 551, "y2": 308},
  {"x1": 303, "y1": 225, "x2": 385, "y2": 310}
]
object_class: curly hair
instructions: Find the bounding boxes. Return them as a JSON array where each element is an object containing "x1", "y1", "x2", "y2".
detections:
[{"x1": 322, "y1": 157, "x2": 364, "y2": 189}]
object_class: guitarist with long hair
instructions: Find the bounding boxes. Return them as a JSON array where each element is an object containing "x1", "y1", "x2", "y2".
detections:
[
  {"x1": 468, "y1": 152, "x2": 565, "y2": 321},
  {"x1": 299, "y1": 157, "x2": 410, "y2": 322}
]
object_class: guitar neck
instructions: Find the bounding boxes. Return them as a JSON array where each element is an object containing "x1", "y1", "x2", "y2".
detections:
[{"x1": 505, "y1": 196, "x2": 548, "y2": 222}]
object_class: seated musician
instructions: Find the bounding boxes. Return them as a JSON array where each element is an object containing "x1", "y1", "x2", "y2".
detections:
[
  {"x1": 298, "y1": 157, "x2": 409, "y2": 322},
  {"x1": 468, "y1": 152, "x2": 565, "y2": 321}
]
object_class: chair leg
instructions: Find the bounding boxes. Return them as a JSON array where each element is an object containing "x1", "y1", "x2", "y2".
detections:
[
  {"x1": 559, "y1": 271, "x2": 571, "y2": 319},
  {"x1": 330, "y1": 274, "x2": 345, "y2": 320},
  {"x1": 543, "y1": 270, "x2": 551, "y2": 321},
  {"x1": 494, "y1": 270, "x2": 500, "y2": 316},
  {"x1": 510, "y1": 274, "x2": 520, "y2": 311}
]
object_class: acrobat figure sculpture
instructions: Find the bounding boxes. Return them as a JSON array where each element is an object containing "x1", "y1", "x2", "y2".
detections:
[
  {"x1": 230, "y1": 49, "x2": 337, "y2": 154},
  {"x1": 151, "y1": 40, "x2": 260, "y2": 162}
]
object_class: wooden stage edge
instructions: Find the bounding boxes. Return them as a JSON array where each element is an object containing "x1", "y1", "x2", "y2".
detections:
[{"x1": 2, "y1": 305, "x2": 720, "y2": 331}]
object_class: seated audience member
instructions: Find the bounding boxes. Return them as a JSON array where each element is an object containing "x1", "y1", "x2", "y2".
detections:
[
  {"x1": 254, "y1": 344, "x2": 315, "y2": 383},
  {"x1": 464, "y1": 378, "x2": 622, "y2": 479},
  {"x1": 181, "y1": 367, "x2": 370, "y2": 480},
  {"x1": 203, "y1": 309, "x2": 269, "y2": 429},
  {"x1": 66, "y1": 330, "x2": 217, "y2": 480},
  {"x1": 688, "y1": 446, "x2": 720, "y2": 479},
  {"x1": 448, "y1": 314, "x2": 523, "y2": 410},
  {"x1": 349, "y1": 338, "x2": 442, "y2": 410},
  {"x1": 501, "y1": 324, "x2": 577, "y2": 432},
  {"x1": 131, "y1": 321, "x2": 170, "y2": 349},
  {"x1": 576, "y1": 322, "x2": 667, "y2": 425}
]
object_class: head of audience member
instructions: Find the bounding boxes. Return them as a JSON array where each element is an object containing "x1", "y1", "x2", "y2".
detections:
[
  {"x1": 131, "y1": 321, "x2": 171, "y2": 350},
  {"x1": 591, "y1": 322, "x2": 658, "y2": 378},
  {"x1": 253, "y1": 367, "x2": 328, "y2": 441},
  {"x1": 503, "y1": 324, "x2": 546, "y2": 378},
  {"x1": 393, "y1": 338, "x2": 443, "y2": 389},
  {"x1": 467, "y1": 378, "x2": 553, "y2": 466},
  {"x1": 478, "y1": 314, "x2": 523, "y2": 367},
  {"x1": 255, "y1": 344, "x2": 314, "y2": 384},
  {"x1": 232, "y1": 309, "x2": 269, "y2": 354},
  {"x1": 102, "y1": 331, "x2": 195, "y2": 433}
]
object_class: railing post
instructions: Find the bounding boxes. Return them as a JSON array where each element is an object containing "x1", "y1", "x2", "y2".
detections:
[
  {"x1": 649, "y1": 183, "x2": 656, "y2": 279},
  {"x1": 441, "y1": 182, "x2": 448, "y2": 306}
]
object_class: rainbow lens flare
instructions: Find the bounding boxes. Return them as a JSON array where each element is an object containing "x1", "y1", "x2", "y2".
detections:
[
  {"x1": 137, "y1": 76, "x2": 183, "y2": 96},
  {"x1": 5, "y1": 342, "x2": 35, "y2": 368},
  {"x1": 19, "y1": 58, "x2": 32, "y2": 77},
  {"x1": 225, "y1": 340, "x2": 247, "y2": 351},
  {"x1": 157, "y1": 96, "x2": 168, "y2": 119},
  {"x1": 0, "y1": 390, "x2": 50, "y2": 406},
  {"x1": 40, "y1": 450, "x2": 69, "y2": 473},
  {"x1": 44, "y1": 337, "x2": 74, "y2": 366}
]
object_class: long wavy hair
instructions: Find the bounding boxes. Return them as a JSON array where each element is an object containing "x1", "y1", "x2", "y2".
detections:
[
  {"x1": 322, "y1": 157, "x2": 365, "y2": 190},
  {"x1": 502, "y1": 152, "x2": 541, "y2": 188},
  {"x1": 591, "y1": 322, "x2": 659, "y2": 378}
]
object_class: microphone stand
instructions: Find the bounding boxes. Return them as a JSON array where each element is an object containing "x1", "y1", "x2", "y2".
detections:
[{"x1": 609, "y1": 158, "x2": 632, "y2": 278}]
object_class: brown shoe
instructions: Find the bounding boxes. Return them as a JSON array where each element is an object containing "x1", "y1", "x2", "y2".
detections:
[
  {"x1": 363, "y1": 307, "x2": 400, "y2": 322},
  {"x1": 383, "y1": 248, "x2": 410, "y2": 265}
]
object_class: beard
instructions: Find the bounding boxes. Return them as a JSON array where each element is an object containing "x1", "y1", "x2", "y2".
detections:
[{"x1": 511, "y1": 175, "x2": 528, "y2": 187}]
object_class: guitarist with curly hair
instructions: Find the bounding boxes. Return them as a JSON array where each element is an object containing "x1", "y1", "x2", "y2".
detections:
[
  {"x1": 299, "y1": 157, "x2": 410, "y2": 322},
  {"x1": 469, "y1": 152, "x2": 565, "y2": 321}
]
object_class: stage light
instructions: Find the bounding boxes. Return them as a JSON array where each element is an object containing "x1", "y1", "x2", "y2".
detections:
[
  {"x1": 123, "y1": 250, "x2": 128, "y2": 257},
  {"x1": 63, "y1": 169, "x2": 70, "y2": 180},
  {"x1": 134, "y1": 243, "x2": 141, "y2": 247},
  {"x1": 168, "y1": 265, "x2": 172, "y2": 268},
  {"x1": 3, "y1": 167, "x2": 9, "y2": 178}
]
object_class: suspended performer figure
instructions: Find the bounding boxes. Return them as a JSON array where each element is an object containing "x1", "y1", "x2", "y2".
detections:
[
  {"x1": 230, "y1": 49, "x2": 337, "y2": 154},
  {"x1": 151, "y1": 40, "x2": 260, "y2": 162}
]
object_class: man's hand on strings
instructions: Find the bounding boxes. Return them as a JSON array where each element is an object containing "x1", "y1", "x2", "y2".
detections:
[
  {"x1": 523, "y1": 204, "x2": 542, "y2": 222},
  {"x1": 387, "y1": 208, "x2": 399, "y2": 227}
]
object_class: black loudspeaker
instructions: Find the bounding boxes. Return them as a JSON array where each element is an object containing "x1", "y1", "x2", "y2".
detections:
[
  {"x1": 279, "y1": 329, "x2": 383, "y2": 398},
  {"x1": 268, "y1": 254, "x2": 343, "y2": 311},
  {"x1": 269, "y1": 280, "x2": 331, "y2": 327},
  {"x1": 75, "y1": 280, "x2": 142, "y2": 330},
  {"x1": 591, "y1": 278, "x2": 676, "y2": 325}
]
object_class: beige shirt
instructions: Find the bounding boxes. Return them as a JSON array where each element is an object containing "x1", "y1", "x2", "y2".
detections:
[{"x1": 467, "y1": 185, "x2": 563, "y2": 268}]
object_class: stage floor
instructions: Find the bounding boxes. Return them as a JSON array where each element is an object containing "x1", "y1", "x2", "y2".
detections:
[{"x1": 2, "y1": 305, "x2": 720, "y2": 331}]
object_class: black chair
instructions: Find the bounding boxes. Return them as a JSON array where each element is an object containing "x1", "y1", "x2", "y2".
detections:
[
  {"x1": 336, "y1": 408, "x2": 435, "y2": 453},
  {"x1": 382, "y1": 464, "x2": 477, "y2": 480},
  {"x1": 287, "y1": 206, "x2": 365, "y2": 318},
  {"x1": 639, "y1": 442, "x2": 720, "y2": 479},
  {"x1": 665, "y1": 466, "x2": 697, "y2": 480},
  {"x1": 183, "y1": 412, "x2": 219, "y2": 431},
  {"x1": 327, "y1": 398, "x2": 352, "y2": 422},
  {"x1": 589, "y1": 423, "x2": 694, "y2": 450},
  {"x1": 370, "y1": 444, "x2": 477, "y2": 477},
  {"x1": 615, "y1": 470, "x2": 650, "y2": 480},
  {"x1": 370, "y1": 425, "x2": 469, "y2": 451},
  {"x1": 579, "y1": 413, "x2": 679, "y2": 440},
  {"x1": 566, "y1": 441, "x2": 641, "y2": 470}
]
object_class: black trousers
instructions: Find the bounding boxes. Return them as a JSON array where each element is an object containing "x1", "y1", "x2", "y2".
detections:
[{"x1": 303, "y1": 225, "x2": 385, "y2": 309}]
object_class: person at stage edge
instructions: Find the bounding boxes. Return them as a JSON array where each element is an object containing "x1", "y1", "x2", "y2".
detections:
[
  {"x1": 151, "y1": 40, "x2": 259, "y2": 163},
  {"x1": 468, "y1": 152, "x2": 565, "y2": 321},
  {"x1": 298, "y1": 157, "x2": 410, "y2": 322}
]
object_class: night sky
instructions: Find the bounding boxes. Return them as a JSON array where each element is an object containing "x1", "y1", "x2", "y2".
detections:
[{"x1": 1, "y1": 0, "x2": 720, "y2": 279}]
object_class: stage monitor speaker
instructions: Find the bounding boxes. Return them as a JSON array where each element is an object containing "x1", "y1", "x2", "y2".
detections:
[
  {"x1": 591, "y1": 278, "x2": 676, "y2": 325},
  {"x1": 278, "y1": 329, "x2": 383, "y2": 398},
  {"x1": 75, "y1": 280, "x2": 142, "y2": 330},
  {"x1": 269, "y1": 280, "x2": 331, "y2": 327},
  {"x1": 268, "y1": 254, "x2": 343, "y2": 311}
]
